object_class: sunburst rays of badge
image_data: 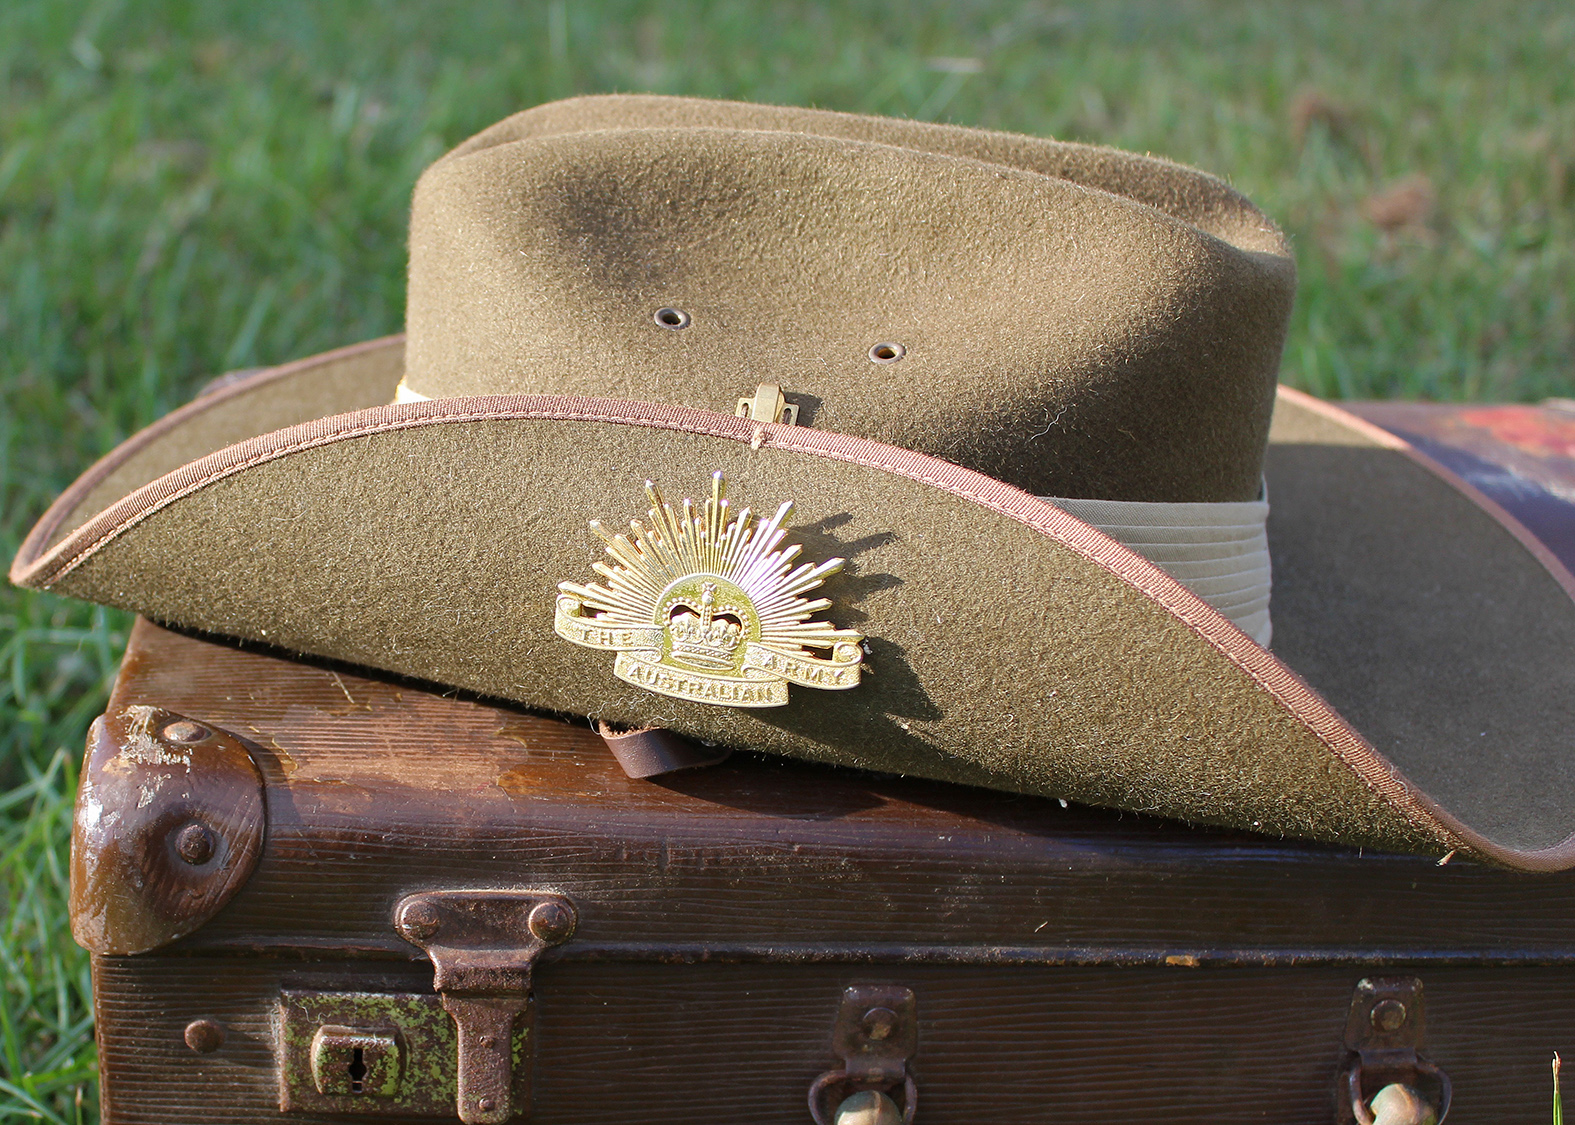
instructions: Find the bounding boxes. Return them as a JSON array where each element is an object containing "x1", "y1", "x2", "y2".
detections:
[{"x1": 554, "y1": 472, "x2": 865, "y2": 708}]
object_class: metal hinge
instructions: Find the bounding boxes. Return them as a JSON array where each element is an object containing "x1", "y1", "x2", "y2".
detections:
[
  {"x1": 395, "y1": 890, "x2": 577, "y2": 1124},
  {"x1": 1337, "y1": 977, "x2": 1452, "y2": 1125}
]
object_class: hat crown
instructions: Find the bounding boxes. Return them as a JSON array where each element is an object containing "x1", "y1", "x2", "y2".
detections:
[{"x1": 403, "y1": 96, "x2": 1295, "y2": 502}]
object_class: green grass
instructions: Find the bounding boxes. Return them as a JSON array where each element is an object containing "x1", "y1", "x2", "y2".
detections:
[{"x1": 2, "y1": 1, "x2": 1572, "y2": 1119}]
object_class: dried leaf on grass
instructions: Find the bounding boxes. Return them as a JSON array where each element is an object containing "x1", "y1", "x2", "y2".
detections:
[
  {"x1": 1362, "y1": 174, "x2": 1436, "y2": 232},
  {"x1": 1290, "y1": 87, "x2": 1351, "y2": 147}
]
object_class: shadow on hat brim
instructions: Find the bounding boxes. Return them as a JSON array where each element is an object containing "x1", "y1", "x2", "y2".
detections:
[{"x1": 12, "y1": 338, "x2": 1575, "y2": 871}]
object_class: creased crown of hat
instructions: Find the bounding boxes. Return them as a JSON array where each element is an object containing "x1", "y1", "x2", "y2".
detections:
[
  {"x1": 13, "y1": 96, "x2": 1575, "y2": 871},
  {"x1": 399, "y1": 96, "x2": 1293, "y2": 506}
]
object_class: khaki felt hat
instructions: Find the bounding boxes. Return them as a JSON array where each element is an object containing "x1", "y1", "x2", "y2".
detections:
[{"x1": 13, "y1": 96, "x2": 1575, "y2": 870}]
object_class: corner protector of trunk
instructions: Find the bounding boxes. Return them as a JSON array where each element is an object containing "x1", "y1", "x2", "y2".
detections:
[{"x1": 70, "y1": 704, "x2": 266, "y2": 955}]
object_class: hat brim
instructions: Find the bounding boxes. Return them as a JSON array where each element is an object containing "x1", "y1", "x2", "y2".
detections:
[{"x1": 13, "y1": 338, "x2": 1575, "y2": 870}]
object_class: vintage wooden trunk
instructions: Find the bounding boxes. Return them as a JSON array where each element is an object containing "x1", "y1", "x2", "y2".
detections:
[{"x1": 73, "y1": 402, "x2": 1575, "y2": 1125}]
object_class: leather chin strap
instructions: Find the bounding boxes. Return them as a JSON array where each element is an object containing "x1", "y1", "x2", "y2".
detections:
[{"x1": 595, "y1": 722, "x2": 732, "y2": 779}]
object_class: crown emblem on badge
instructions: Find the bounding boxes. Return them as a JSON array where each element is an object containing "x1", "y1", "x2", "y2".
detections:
[{"x1": 554, "y1": 473, "x2": 865, "y2": 708}]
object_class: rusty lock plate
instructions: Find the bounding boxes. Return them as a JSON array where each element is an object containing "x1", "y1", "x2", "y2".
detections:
[
  {"x1": 311, "y1": 1025, "x2": 403, "y2": 1097},
  {"x1": 278, "y1": 990, "x2": 520, "y2": 1117}
]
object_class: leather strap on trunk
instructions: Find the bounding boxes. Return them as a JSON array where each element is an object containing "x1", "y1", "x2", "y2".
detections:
[{"x1": 596, "y1": 723, "x2": 732, "y2": 779}]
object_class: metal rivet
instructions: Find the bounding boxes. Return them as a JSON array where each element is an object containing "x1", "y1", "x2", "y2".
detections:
[
  {"x1": 1372, "y1": 998, "x2": 1408, "y2": 1032},
  {"x1": 527, "y1": 900, "x2": 575, "y2": 944},
  {"x1": 478, "y1": 1034, "x2": 496, "y2": 1049},
  {"x1": 654, "y1": 307, "x2": 691, "y2": 329},
  {"x1": 861, "y1": 1006, "x2": 898, "y2": 1041},
  {"x1": 162, "y1": 719, "x2": 211, "y2": 743},
  {"x1": 184, "y1": 1018, "x2": 225, "y2": 1053},
  {"x1": 174, "y1": 823, "x2": 215, "y2": 865},
  {"x1": 868, "y1": 342, "x2": 905, "y2": 364},
  {"x1": 477, "y1": 1096, "x2": 497, "y2": 1112},
  {"x1": 399, "y1": 900, "x2": 441, "y2": 941}
]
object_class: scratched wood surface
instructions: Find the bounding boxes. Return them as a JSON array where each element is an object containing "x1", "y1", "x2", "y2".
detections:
[{"x1": 87, "y1": 619, "x2": 1575, "y2": 1124}]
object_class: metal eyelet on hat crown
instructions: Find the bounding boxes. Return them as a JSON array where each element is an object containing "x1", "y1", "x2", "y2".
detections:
[
  {"x1": 869, "y1": 342, "x2": 905, "y2": 364},
  {"x1": 654, "y1": 307, "x2": 691, "y2": 330}
]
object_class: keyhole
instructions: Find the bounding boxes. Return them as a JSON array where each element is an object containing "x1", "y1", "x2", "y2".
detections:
[{"x1": 347, "y1": 1046, "x2": 367, "y2": 1094}]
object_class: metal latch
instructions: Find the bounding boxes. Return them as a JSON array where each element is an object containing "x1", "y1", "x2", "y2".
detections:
[
  {"x1": 736, "y1": 383, "x2": 800, "y2": 425},
  {"x1": 1337, "y1": 977, "x2": 1452, "y2": 1125},
  {"x1": 395, "y1": 889, "x2": 577, "y2": 1124},
  {"x1": 808, "y1": 985, "x2": 918, "y2": 1125}
]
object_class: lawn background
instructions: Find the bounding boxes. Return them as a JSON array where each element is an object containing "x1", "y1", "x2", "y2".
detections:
[{"x1": 3, "y1": 1, "x2": 1572, "y2": 1119}]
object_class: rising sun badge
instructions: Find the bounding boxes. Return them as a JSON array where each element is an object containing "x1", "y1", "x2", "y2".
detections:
[{"x1": 554, "y1": 472, "x2": 865, "y2": 708}]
